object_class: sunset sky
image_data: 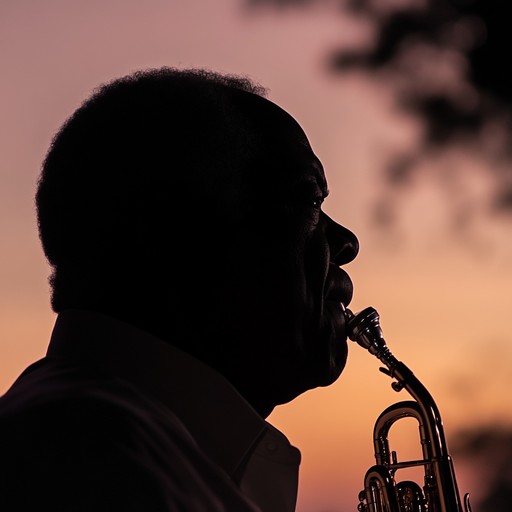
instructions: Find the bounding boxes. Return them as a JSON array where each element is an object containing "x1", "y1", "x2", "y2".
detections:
[{"x1": 1, "y1": 2, "x2": 511, "y2": 510}]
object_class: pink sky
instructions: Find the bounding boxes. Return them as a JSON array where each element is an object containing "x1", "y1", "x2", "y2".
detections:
[{"x1": 1, "y1": 1, "x2": 511, "y2": 510}]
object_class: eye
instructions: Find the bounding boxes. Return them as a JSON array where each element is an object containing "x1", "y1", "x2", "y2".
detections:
[
  {"x1": 311, "y1": 196, "x2": 324, "y2": 208},
  {"x1": 292, "y1": 180, "x2": 327, "y2": 215}
]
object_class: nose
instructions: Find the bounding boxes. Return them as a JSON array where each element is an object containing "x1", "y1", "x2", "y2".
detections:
[{"x1": 323, "y1": 213, "x2": 359, "y2": 266}]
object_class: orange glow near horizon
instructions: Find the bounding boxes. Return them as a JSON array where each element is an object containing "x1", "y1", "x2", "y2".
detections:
[{"x1": 1, "y1": 2, "x2": 511, "y2": 510}]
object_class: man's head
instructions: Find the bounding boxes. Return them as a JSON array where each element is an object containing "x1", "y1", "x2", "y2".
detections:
[{"x1": 36, "y1": 68, "x2": 358, "y2": 417}]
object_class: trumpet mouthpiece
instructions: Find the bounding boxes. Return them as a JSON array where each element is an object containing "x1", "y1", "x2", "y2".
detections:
[{"x1": 345, "y1": 306, "x2": 385, "y2": 355}]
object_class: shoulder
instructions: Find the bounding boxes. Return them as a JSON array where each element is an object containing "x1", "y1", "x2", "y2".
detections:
[
  {"x1": 0, "y1": 358, "x2": 259, "y2": 512},
  {"x1": 0, "y1": 356, "x2": 200, "y2": 470},
  {"x1": 0, "y1": 362, "x2": 157, "y2": 508},
  {"x1": 0, "y1": 359, "x2": 191, "y2": 511}
]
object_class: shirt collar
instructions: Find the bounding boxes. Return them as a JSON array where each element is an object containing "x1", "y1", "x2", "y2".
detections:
[{"x1": 46, "y1": 309, "x2": 269, "y2": 478}]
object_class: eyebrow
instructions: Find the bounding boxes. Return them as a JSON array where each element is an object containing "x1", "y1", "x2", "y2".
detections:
[
  {"x1": 311, "y1": 159, "x2": 329, "y2": 196},
  {"x1": 292, "y1": 169, "x2": 329, "y2": 200}
]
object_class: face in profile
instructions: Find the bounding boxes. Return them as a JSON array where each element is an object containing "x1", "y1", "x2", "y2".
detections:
[
  {"x1": 199, "y1": 95, "x2": 359, "y2": 416},
  {"x1": 35, "y1": 72, "x2": 357, "y2": 418}
]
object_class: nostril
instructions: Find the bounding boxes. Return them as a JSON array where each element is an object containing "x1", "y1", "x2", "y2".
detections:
[
  {"x1": 322, "y1": 213, "x2": 359, "y2": 265},
  {"x1": 327, "y1": 221, "x2": 359, "y2": 265},
  {"x1": 334, "y1": 236, "x2": 359, "y2": 265}
]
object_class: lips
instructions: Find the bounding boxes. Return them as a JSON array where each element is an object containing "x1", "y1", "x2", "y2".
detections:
[
  {"x1": 323, "y1": 263, "x2": 353, "y2": 351},
  {"x1": 324, "y1": 300, "x2": 346, "y2": 334},
  {"x1": 322, "y1": 300, "x2": 349, "y2": 377},
  {"x1": 324, "y1": 263, "x2": 353, "y2": 308}
]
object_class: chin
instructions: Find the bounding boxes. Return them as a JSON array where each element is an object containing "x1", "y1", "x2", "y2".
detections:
[
  {"x1": 271, "y1": 352, "x2": 347, "y2": 408},
  {"x1": 317, "y1": 351, "x2": 348, "y2": 387},
  {"x1": 269, "y1": 323, "x2": 349, "y2": 405},
  {"x1": 310, "y1": 333, "x2": 349, "y2": 388}
]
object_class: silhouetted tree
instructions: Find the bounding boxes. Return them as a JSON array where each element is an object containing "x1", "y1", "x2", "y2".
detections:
[{"x1": 246, "y1": 0, "x2": 512, "y2": 229}]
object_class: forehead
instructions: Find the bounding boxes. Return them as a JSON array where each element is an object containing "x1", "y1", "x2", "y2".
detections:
[
  {"x1": 244, "y1": 95, "x2": 328, "y2": 193},
  {"x1": 283, "y1": 145, "x2": 327, "y2": 194}
]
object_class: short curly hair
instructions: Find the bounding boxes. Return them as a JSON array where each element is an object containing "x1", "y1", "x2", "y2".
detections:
[{"x1": 36, "y1": 68, "x2": 268, "y2": 312}]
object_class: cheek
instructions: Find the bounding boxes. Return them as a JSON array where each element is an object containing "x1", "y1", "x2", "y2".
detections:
[{"x1": 302, "y1": 230, "x2": 330, "y2": 300}]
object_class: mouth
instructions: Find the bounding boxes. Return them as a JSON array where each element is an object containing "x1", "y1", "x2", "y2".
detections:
[
  {"x1": 306, "y1": 264, "x2": 354, "y2": 384},
  {"x1": 319, "y1": 300, "x2": 349, "y2": 383},
  {"x1": 324, "y1": 264, "x2": 353, "y2": 308},
  {"x1": 324, "y1": 300, "x2": 348, "y2": 339},
  {"x1": 322, "y1": 263, "x2": 354, "y2": 349}
]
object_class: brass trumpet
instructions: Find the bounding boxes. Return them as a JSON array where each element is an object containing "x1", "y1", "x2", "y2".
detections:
[{"x1": 345, "y1": 306, "x2": 472, "y2": 512}]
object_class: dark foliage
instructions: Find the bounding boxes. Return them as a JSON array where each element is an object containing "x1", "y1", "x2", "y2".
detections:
[{"x1": 246, "y1": 0, "x2": 512, "y2": 223}]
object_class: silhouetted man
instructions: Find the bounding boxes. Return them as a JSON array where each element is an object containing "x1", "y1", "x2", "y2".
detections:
[{"x1": 0, "y1": 69, "x2": 358, "y2": 511}]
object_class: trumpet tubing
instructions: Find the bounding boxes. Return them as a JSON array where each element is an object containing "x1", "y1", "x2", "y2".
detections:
[{"x1": 344, "y1": 306, "x2": 472, "y2": 512}]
